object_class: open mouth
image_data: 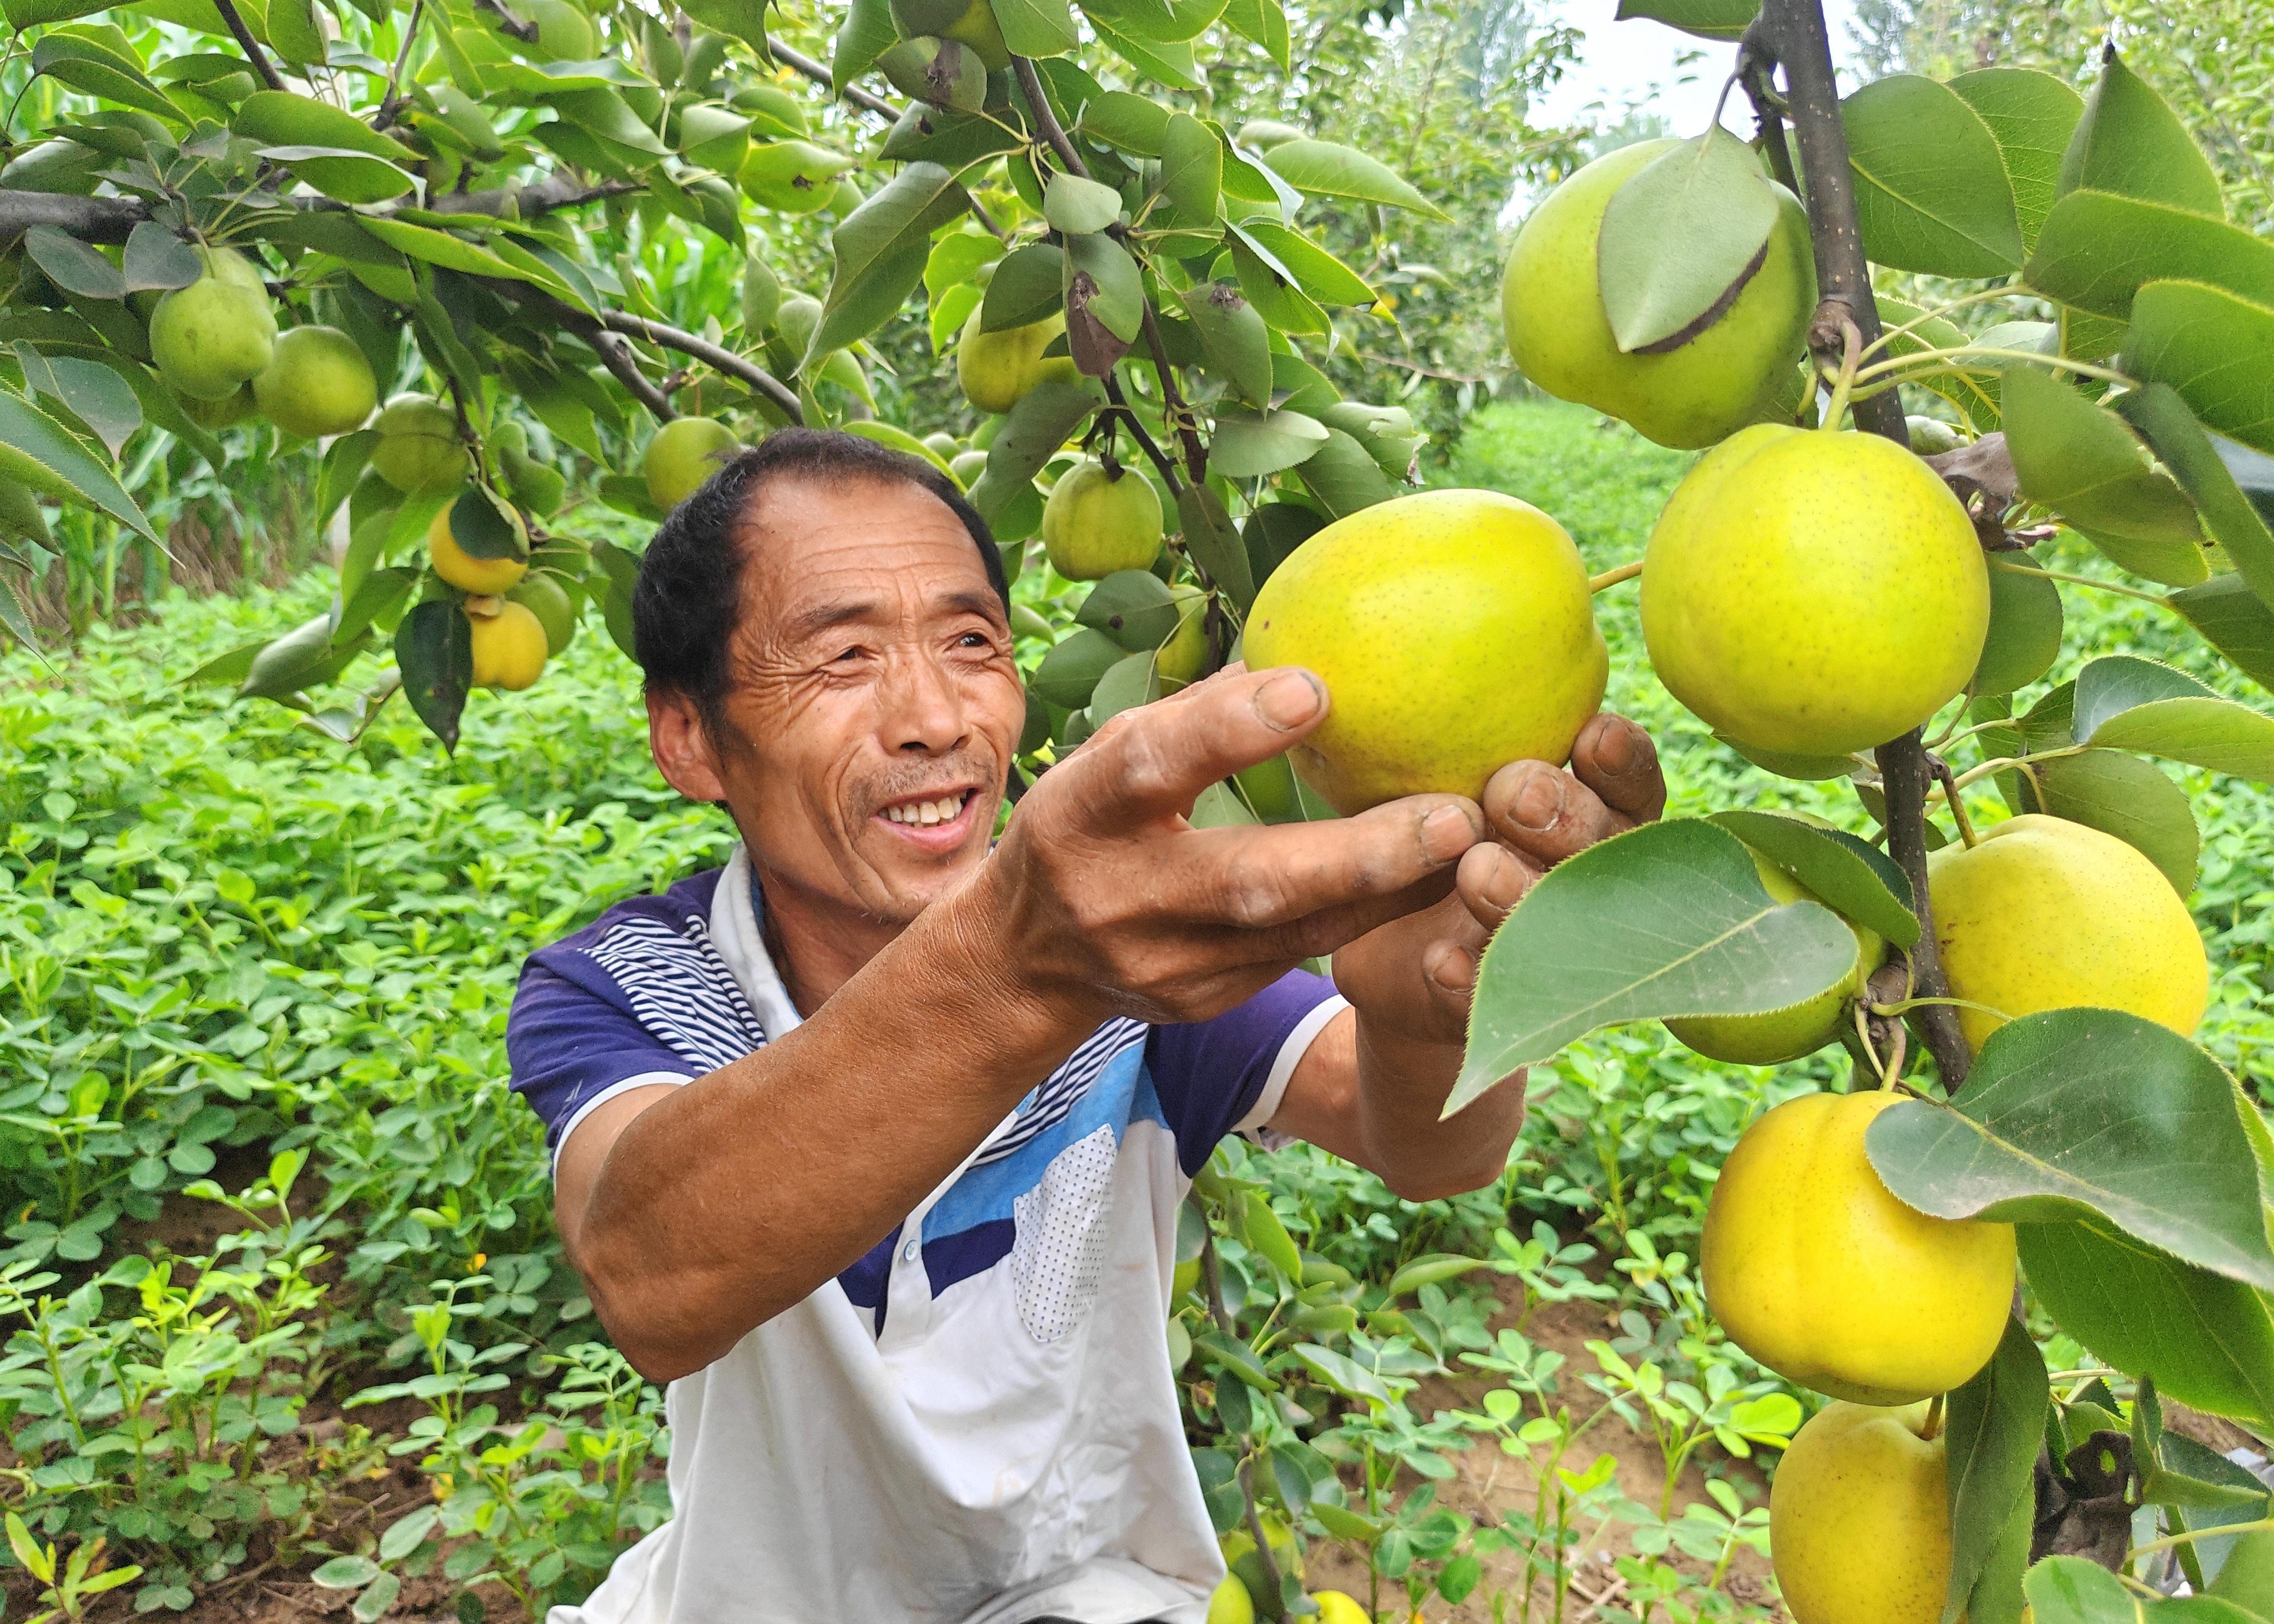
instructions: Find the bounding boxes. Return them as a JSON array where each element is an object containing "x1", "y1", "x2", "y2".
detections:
[{"x1": 874, "y1": 787, "x2": 981, "y2": 846}]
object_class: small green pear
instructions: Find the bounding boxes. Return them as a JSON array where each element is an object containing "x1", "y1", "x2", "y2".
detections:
[
  {"x1": 1041, "y1": 461, "x2": 1163, "y2": 580},
  {"x1": 254, "y1": 325, "x2": 378, "y2": 439},
  {"x1": 149, "y1": 259, "x2": 277, "y2": 402}
]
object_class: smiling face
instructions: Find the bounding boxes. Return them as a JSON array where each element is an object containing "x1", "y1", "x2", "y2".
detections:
[{"x1": 647, "y1": 474, "x2": 1023, "y2": 967}]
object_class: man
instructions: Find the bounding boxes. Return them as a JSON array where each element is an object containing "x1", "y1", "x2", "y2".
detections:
[{"x1": 507, "y1": 429, "x2": 1664, "y2": 1624}]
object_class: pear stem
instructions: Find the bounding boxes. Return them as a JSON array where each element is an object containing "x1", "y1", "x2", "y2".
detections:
[
  {"x1": 1930, "y1": 755, "x2": 1979, "y2": 848},
  {"x1": 1990, "y1": 557, "x2": 2172, "y2": 607},
  {"x1": 1853, "y1": 346, "x2": 2132, "y2": 390},
  {"x1": 1588, "y1": 560, "x2": 1644, "y2": 594},
  {"x1": 2128, "y1": 1517, "x2": 2274, "y2": 1562},
  {"x1": 1818, "y1": 319, "x2": 1863, "y2": 431},
  {"x1": 1921, "y1": 1393, "x2": 1945, "y2": 1441},
  {"x1": 1860, "y1": 285, "x2": 2029, "y2": 360}
]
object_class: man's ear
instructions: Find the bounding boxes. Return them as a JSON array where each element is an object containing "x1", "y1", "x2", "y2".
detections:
[{"x1": 648, "y1": 688, "x2": 730, "y2": 803}]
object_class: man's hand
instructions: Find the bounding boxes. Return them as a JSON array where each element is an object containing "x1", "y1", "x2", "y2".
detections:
[
  {"x1": 1275, "y1": 713, "x2": 1666, "y2": 1200},
  {"x1": 957, "y1": 662, "x2": 1486, "y2": 1036}
]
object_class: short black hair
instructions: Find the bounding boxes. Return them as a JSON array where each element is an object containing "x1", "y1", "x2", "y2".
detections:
[{"x1": 632, "y1": 426, "x2": 1008, "y2": 731}]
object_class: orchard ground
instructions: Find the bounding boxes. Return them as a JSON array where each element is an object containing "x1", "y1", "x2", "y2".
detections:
[{"x1": 6, "y1": 401, "x2": 2270, "y2": 1622}]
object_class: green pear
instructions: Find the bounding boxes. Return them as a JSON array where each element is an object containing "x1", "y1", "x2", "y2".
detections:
[
  {"x1": 738, "y1": 141, "x2": 855, "y2": 213},
  {"x1": 370, "y1": 393, "x2": 470, "y2": 494},
  {"x1": 644, "y1": 416, "x2": 741, "y2": 509},
  {"x1": 1041, "y1": 461, "x2": 1163, "y2": 580},
  {"x1": 520, "y1": 0, "x2": 595, "y2": 58},
  {"x1": 149, "y1": 262, "x2": 276, "y2": 402},
  {"x1": 253, "y1": 325, "x2": 378, "y2": 439}
]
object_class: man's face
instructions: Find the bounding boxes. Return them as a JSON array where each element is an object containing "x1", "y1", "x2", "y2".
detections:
[{"x1": 659, "y1": 476, "x2": 1024, "y2": 926}]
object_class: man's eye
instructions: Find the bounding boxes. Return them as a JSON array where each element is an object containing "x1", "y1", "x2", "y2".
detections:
[
  {"x1": 834, "y1": 646, "x2": 862, "y2": 662},
  {"x1": 958, "y1": 632, "x2": 993, "y2": 648}
]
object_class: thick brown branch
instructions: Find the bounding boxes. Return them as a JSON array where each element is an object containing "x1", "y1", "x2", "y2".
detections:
[
  {"x1": 425, "y1": 175, "x2": 641, "y2": 217},
  {"x1": 597, "y1": 310, "x2": 804, "y2": 424},
  {"x1": 1013, "y1": 57, "x2": 1089, "y2": 179},
  {"x1": 768, "y1": 38, "x2": 897, "y2": 120},
  {"x1": 581, "y1": 320, "x2": 677, "y2": 420},
  {"x1": 1100, "y1": 371, "x2": 1183, "y2": 494},
  {"x1": 213, "y1": 0, "x2": 288, "y2": 91},
  {"x1": 0, "y1": 190, "x2": 149, "y2": 243}
]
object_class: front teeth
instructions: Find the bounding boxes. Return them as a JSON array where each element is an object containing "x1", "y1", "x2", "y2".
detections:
[{"x1": 886, "y1": 793, "x2": 967, "y2": 826}]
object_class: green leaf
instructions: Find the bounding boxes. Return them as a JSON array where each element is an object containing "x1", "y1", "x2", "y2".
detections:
[
  {"x1": 2171, "y1": 574, "x2": 2274, "y2": 692},
  {"x1": 120, "y1": 221, "x2": 201, "y2": 294},
  {"x1": 1084, "y1": 14, "x2": 1202, "y2": 90},
  {"x1": 1063, "y1": 231, "x2": 1144, "y2": 351},
  {"x1": 1597, "y1": 127, "x2": 1780, "y2": 353},
  {"x1": 22, "y1": 225, "x2": 124, "y2": 301},
  {"x1": 1609, "y1": 0, "x2": 1755, "y2": 41},
  {"x1": 1043, "y1": 170, "x2": 1124, "y2": 235},
  {"x1": 1230, "y1": 237, "x2": 1329, "y2": 335},
  {"x1": 2020, "y1": 1218, "x2": 2274, "y2": 1429},
  {"x1": 1180, "y1": 281, "x2": 1272, "y2": 410},
  {"x1": 355, "y1": 217, "x2": 534, "y2": 283},
  {"x1": 1076, "y1": 569, "x2": 1180, "y2": 650},
  {"x1": 1867, "y1": 1009, "x2": 2274, "y2": 1289},
  {"x1": 1975, "y1": 561, "x2": 2065, "y2": 696},
  {"x1": 31, "y1": 36, "x2": 180, "y2": 123},
  {"x1": 1385, "y1": 1253, "x2": 1483, "y2": 1297},
  {"x1": 1161, "y1": 112, "x2": 1222, "y2": 231},
  {"x1": 1842, "y1": 73, "x2": 2024, "y2": 276},
  {"x1": 2001, "y1": 366, "x2": 2206, "y2": 586},
  {"x1": 993, "y1": 0, "x2": 1076, "y2": 56},
  {"x1": 981, "y1": 243, "x2": 1064, "y2": 331},
  {"x1": 239, "y1": 613, "x2": 341, "y2": 699},
  {"x1": 1242, "y1": 1190, "x2": 1302, "y2": 1280},
  {"x1": 677, "y1": 0, "x2": 769, "y2": 51},
  {"x1": 2013, "y1": 750, "x2": 2198, "y2": 895},
  {"x1": 2124, "y1": 280, "x2": 2274, "y2": 457},
  {"x1": 1089, "y1": 650, "x2": 1160, "y2": 723},
  {"x1": 1942, "y1": 1317, "x2": 2049, "y2": 1624},
  {"x1": 1289, "y1": 1343, "x2": 1391, "y2": 1406},
  {"x1": 1079, "y1": 90, "x2": 1171, "y2": 157},
  {"x1": 394, "y1": 599, "x2": 471, "y2": 751},
  {"x1": 234, "y1": 89, "x2": 419, "y2": 162},
  {"x1": 259, "y1": 145, "x2": 420, "y2": 205},
  {"x1": 2116, "y1": 390, "x2": 2274, "y2": 616},
  {"x1": 0, "y1": 387, "x2": 155, "y2": 541},
  {"x1": 1032, "y1": 626, "x2": 1122, "y2": 708},
  {"x1": 2056, "y1": 49, "x2": 2224, "y2": 218},
  {"x1": 1451, "y1": 819, "x2": 1858, "y2": 1112},
  {"x1": 545, "y1": 87, "x2": 671, "y2": 155},
  {"x1": 1947, "y1": 67, "x2": 2084, "y2": 255},
  {"x1": 812, "y1": 162, "x2": 968, "y2": 360},
  {"x1": 1208, "y1": 409, "x2": 1327, "y2": 479},
  {"x1": 1259, "y1": 138, "x2": 1443, "y2": 219},
  {"x1": 1081, "y1": 0, "x2": 1227, "y2": 44},
  {"x1": 1703, "y1": 808, "x2": 1919, "y2": 947},
  {"x1": 2024, "y1": 192, "x2": 2274, "y2": 320},
  {"x1": 1217, "y1": 0, "x2": 1289, "y2": 67},
  {"x1": 833, "y1": 0, "x2": 897, "y2": 93},
  {"x1": 1194, "y1": 1328, "x2": 1277, "y2": 1392},
  {"x1": 968, "y1": 378, "x2": 1103, "y2": 522},
  {"x1": 1232, "y1": 220, "x2": 1375, "y2": 308},
  {"x1": 1176, "y1": 483, "x2": 1256, "y2": 609},
  {"x1": 14, "y1": 346, "x2": 139, "y2": 457},
  {"x1": 2072, "y1": 651, "x2": 2274, "y2": 780},
  {"x1": 2023, "y1": 1557, "x2": 2140, "y2": 1624},
  {"x1": 1295, "y1": 426, "x2": 1395, "y2": 518}
]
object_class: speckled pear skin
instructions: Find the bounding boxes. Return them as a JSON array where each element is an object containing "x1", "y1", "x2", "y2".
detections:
[
  {"x1": 1641, "y1": 425, "x2": 1990, "y2": 757},
  {"x1": 1500, "y1": 139, "x2": 1816, "y2": 450},
  {"x1": 1928, "y1": 813, "x2": 2210, "y2": 1052},
  {"x1": 1242, "y1": 489, "x2": 1607, "y2": 814},
  {"x1": 1770, "y1": 1400, "x2": 1951, "y2": 1624},
  {"x1": 1702, "y1": 1090, "x2": 2015, "y2": 1406}
]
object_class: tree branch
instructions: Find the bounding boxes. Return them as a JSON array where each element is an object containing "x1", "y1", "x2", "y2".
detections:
[
  {"x1": 374, "y1": 0, "x2": 427, "y2": 131},
  {"x1": 1100, "y1": 371, "x2": 1184, "y2": 494},
  {"x1": 469, "y1": 0, "x2": 538, "y2": 43},
  {"x1": 578, "y1": 318, "x2": 677, "y2": 421},
  {"x1": 767, "y1": 38, "x2": 897, "y2": 120},
  {"x1": 213, "y1": 0, "x2": 288, "y2": 91},
  {"x1": 596, "y1": 310, "x2": 804, "y2": 424},
  {"x1": 424, "y1": 174, "x2": 641, "y2": 217},
  {"x1": 1761, "y1": 0, "x2": 1971, "y2": 1089},
  {"x1": 1013, "y1": 57, "x2": 1088, "y2": 179},
  {"x1": 1138, "y1": 303, "x2": 1207, "y2": 485},
  {"x1": 0, "y1": 190, "x2": 148, "y2": 243}
]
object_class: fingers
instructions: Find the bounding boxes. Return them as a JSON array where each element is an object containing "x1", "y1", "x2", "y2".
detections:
[
  {"x1": 1571, "y1": 712, "x2": 1667, "y2": 824},
  {"x1": 1183, "y1": 793, "x2": 1481, "y2": 931},
  {"x1": 1483, "y1": 756, "x2": 1633, "y2": 867},
  {"x1": 1060, "y1": 664, "x2": 1331, "y2": 833},
  {"x1": 1455, "y1": 840, "x2": 1541, "y2": 933}
]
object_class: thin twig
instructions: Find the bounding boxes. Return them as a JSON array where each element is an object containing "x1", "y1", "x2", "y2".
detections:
[
  {"x1": 1138, "y1": 304, "x2": 1208, "y2": 484},
  {"x1": 470, "y1": 0, "x2": 537, "y2": 42},
  {"x1": 597, "y1": 310, "x2": 803, "y2": 422},
  {"x1": 768, "y1": 38, "x2": 897, "y2": 120},
  {"x1": 213, "y1": 0, "x2": 288, "y2": 91},
  {"x1": 1929, "y1": 754, "x2": 1978, "y2": 848},
  {"x1": 373, "y1": 0, "x2": 425, "y2": 130},
  {"x1": 1013, "y1": 57, "x2": 1089, "y2": 179},
  {"x1": 1100, "y1": 373, "x2": 1183, "y2": 492}
]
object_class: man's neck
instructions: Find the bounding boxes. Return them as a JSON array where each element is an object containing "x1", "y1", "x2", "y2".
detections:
[{"x1": 747, "y1": 857, "x2": 905, "y2": 1018}]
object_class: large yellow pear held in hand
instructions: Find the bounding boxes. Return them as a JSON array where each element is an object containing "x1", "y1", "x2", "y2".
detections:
[
  {"x1": 1041, "y1": 460, "x2": 1163, "y2": 579},
  {"x1": 957, "y1": 308, "x2": 1082, "y2": 415},
  {"x1": 253, "y1": 325, "x2": 378, "y2": 439},
  {"x1": 1243, "y1": 489, "x2": 1607, "y2": 813},
  {"x1": 1703, "y1": 1090, "x2": 2014, "y2": 1405},
  {"x1": 1770, "y1": 1400, "x2": 1951, "y2": 1624},
  {"x1": 1665, "y1": 853, "x2": 1882, "y2": 1064},
  {"x1": 1928, "y1": 813, "x2": 2208, "y2": 1052},
  {"x1": 1642, "y1": 425, "x2": 1989, "y2": 758},
  {"x1": 1501, "y1": 139, "x2": 1814, "y2": 450}
]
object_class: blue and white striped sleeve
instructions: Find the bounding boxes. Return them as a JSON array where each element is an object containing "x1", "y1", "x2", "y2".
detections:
[
  {"x1": 1146, "y1": 969, "x2": 1349, "y2": 1175},
  {"x1": 506, "y1": 955, "x2": 700, "y2": 1169}
]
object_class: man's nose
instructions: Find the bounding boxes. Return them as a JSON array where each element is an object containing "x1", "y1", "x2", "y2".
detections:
[{"x1": 883, "y1": 649, "x2": 969, "y2": 755}]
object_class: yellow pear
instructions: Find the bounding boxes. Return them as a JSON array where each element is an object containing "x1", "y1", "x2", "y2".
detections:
[
  {"x1": 957, "y1": 308, "x2": 1082, "y2": 414},
  {"x1": 1310, "y1": 1594, "x2": 1371, "y2": 1624},
  {"x1": 643, "y1": 416, "x2": 741, "y2": 509},
  {"x1": 1928, "y1": 814, "x2": 2208, "y2": 1052},
  {"x1": 253, "y1": 325, "x2": 378, "y2": 440},
  {"x1": 1770, "y1": 1400, "x2": 1951, "y2": 1624},
  {"x1": 1205, "y1": 1573, "x2": 1255, "y2": 1624},
  {"x1": 1243, "y1": 489, "x2": 1606, "y2": 813},
  {"x1": 1501, "y1": 139, "x2": 1814, "y2": 450},
  {"x1": 1702, "y1": 1090, "x2": 2014, "y2": 1405},
  {"x1": 1041, "y1": 460, "x2": 1162, "y2": 579},
  {"x1": 467, "y1": 600, "x2": 549, "y2": 690},
  {"x1": 371, "y1": 394, "x2": 470, "y2": 493},
  {"x1": 1155, "y1": 585, "x2": 1211, "y2": 687},
  {"x1": 1642, "y1": 425, "x2": 1989, "y2": 758},
  {"x1": 427, "y1": 501, "x2": 528, "y2": 596},
  {"x1": 1666, "y1": 852, "x2": 1882, "y2": 1064}
]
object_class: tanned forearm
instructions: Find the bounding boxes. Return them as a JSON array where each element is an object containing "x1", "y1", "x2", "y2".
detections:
[
  {"x1": 572, "y1": 877, "x2": 1090, "y2": 1380},
  {"x1": 1285, "y1": 1010, "x2": 1527, "y2": 1204}
]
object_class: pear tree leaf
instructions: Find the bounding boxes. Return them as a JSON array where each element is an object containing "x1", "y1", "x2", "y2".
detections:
[
  {"x1": 1084, "y1": 15, "x2": 1202, "y2": 90},
  {"x1": 1975, "y1": 561, "x2": 2064, "y2": 696},
  {"x1": 2117, "y1": 385, "x2": 2274, "y2": 610},
  {"x1": 394, "y1": 599, "x2": 471, "y2": 752},
  {"x1": 1257, "y1": 138, "x2": 1443, "y2": 219},
  {"x1": 1865, "y1": 1009, "x2": 2274, "y2": 1290},
  {"x1": 2122, "y1": 280, "x2": 2274, "y2": 458},
  {"x1": 120, "y1": 221, "x2": 202, "y2": 294},
  {"x1": 13, "y1": 347, "x2": 139, "y2": 457},
  {"x1": 980, "y1": 243, "x2": 1064, "y2": 332},
  {"x1": 1089, "y1": 650, "x2": 1161, "y2": 725},
  {"x1": 968, "y1": 378, "x2": 1104, "y2": 522},
  {"x1": 1294, "y1": 426, "x2": 1393, "y2": 519},
  {"x1": 1704, "y1": 808, "x2": 1918, "y2": 947},
  {"x1": 1609, "y1": 0, "x2": 1755, "y2": 40},
  {"x1": 1043, "y1": 170, "x2": 1124, "y2": 235},
  {"x1": 1075, "y1": 569, "x2": 1180, "y2": 651},
  {"x1": 2021, "y1": 1557, "x2": 2144, "y2": 1624},
  {"x1": 832, "y1": 0, "x2": 897, "y2": 92},
  {"x1": 1079, "y1": 91, "x2": 1171, "y2": 157},
  {"x1": 1207, "y1": 409, "x2": 1327, "y2": 479},
  {"x1": 233, "y1": 89, "x2": 420, "y2": 162},
  {"x1": 2170, "y1": 575, "x2": 2274, "y2": 692},
  {"x1": 0, "y1": 386, "x2": 157, "y2": 541},
  {"x1": 2023, "y1": 192, "x2": 2274, "y2": 321},
  {"x1": 1597, "y1": 127, "x2": 1779, "y2": 353},
  {"x1": 2001, "y1": 366, "x2": 2206, "y2": 586},
  {"x1": 1175, "y1": 483, "x2": 1256, "y2": 609},
  {"x1": 2071, "y1": 652, "x2": 2274, "y2": 781},
  {"x1": 1842, "y1": 73, "x2": 2023, "y2": 276},
  {"x1": 1947, "y1": 67, "x2": 2083, "y2": 254},
  {"x1": 1450, "y1": 819, "x2": 1858, "y2": 1113},
  {"x1": 258, "y1": 145, "x2": 420, "y2": 205},
  {"x1": 1231, "y1": 220, "x2": 1375, "y2": 308},
  {"x1": 2056, "y1": 48, "x2": 2224, "y2": 217},
  {"x1": 992, "y1": 0, "x2": 1076, "y2": 56},
  {"x1": 22, "y1": 225, "x2": 124, "y2": 300},
  {"x1": 811, "y1": 162, "x2": 968, "y2": 360},
  {"x1": 1941, "y1": 1317, "x2": 2049, "y2": 1624},
  {"x1": 1161, "y1": 112, "x2": 1222, "y2": 231},
  {"x1": 2011, "y1": 749, "x2": 2198, "y2": 896},
  {"x1": 1217, "y1": 0, "x2": 1290, "y2": 67}
]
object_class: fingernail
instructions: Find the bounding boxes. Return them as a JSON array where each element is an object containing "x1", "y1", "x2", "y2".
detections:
[
  {"x1": 1513, "y1": 773, "x2": 1563, "y2": 831},
  {"x1": 1255, "y1": 669, "x2": 1324, "y2": 731},
  {"x1": 1422, "y1": 803, "x2": 1478, "y2": 861},
  {"x1": 1597, "y1": 724, "x2": 1637, "y2": 774}
]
